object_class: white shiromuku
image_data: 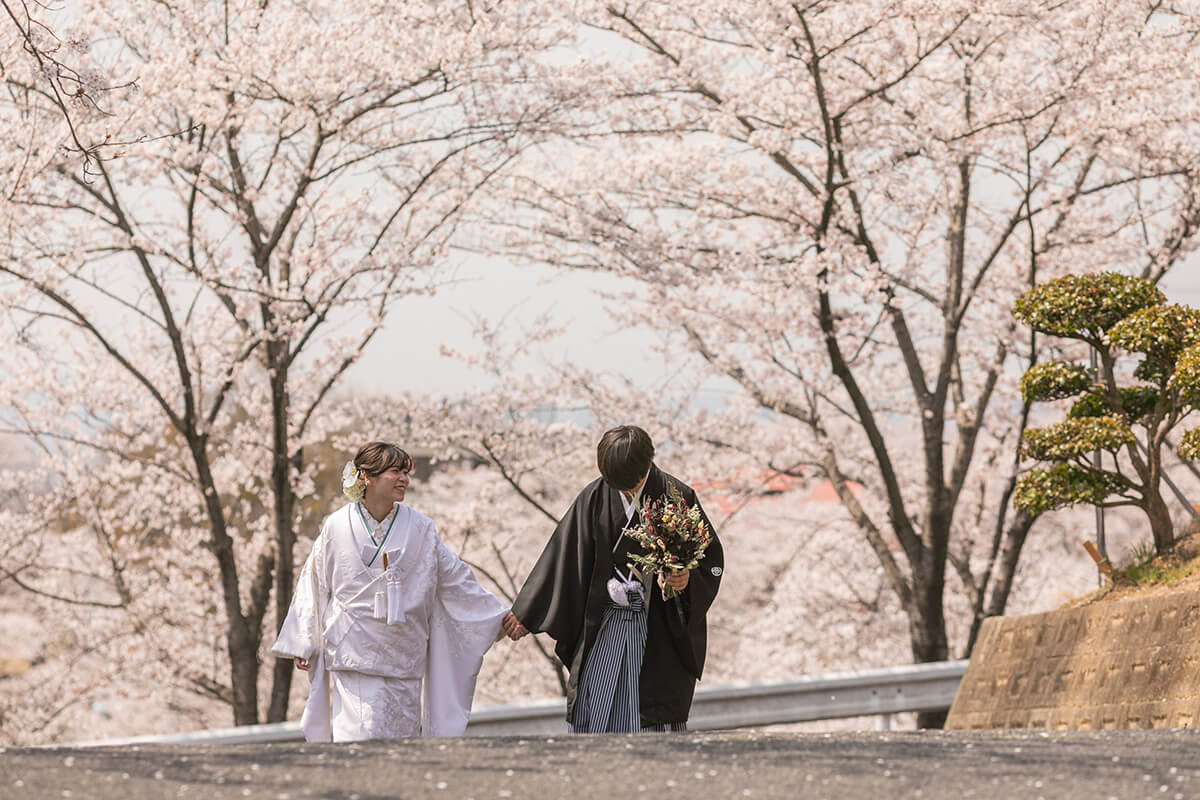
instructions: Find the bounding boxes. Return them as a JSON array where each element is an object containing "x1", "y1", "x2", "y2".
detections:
[{"x1": 271, "y1": 501, "x2": 508, "y2": 741}]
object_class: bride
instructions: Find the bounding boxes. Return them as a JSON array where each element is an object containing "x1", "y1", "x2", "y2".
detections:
[{"x1": 272, "y1": 441, "x2": 509, "y2": 741}]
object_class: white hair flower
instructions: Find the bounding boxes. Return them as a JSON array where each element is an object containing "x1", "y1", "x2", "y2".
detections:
[{"x1": 342, "y1": 460, "x2": 365, "y2": 502}]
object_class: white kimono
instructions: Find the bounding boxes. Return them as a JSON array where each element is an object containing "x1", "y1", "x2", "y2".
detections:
[{"x1": 271, "y1": 502, "x2": 508, "y2": 741}]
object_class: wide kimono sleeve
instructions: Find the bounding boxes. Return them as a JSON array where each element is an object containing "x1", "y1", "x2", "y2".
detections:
[
  {"x1": 646, "y1": 480, "x2": 723, "y2": 681},
  {"x1": 509, "y1": 487, "x2": 597, "y2": 666},
  {"x1": 422, "y1": 526, "x2": 509, "y2": 737},
  {"x1": 271, "y1": 529, "x2": 328, "y2": 661},
  {"x1": 681, "y1": 486, "x2": 723, "y2": 676},
  {"x1": 270, "y1": 526, "x2": 334, "y2": 742}
]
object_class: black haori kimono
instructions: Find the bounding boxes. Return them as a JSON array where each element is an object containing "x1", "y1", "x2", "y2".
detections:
[{"x1": 512, "y1": 464, "x2": 723, "y2": 731}]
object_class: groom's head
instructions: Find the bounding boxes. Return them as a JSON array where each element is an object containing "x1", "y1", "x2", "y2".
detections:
[{"x1": 597, "y1": 425, "x2": 655, "y2": 491}]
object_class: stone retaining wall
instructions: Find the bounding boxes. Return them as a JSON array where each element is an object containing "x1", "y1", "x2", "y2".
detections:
[{"x1": 945, "y1": 590, "x2": 1200, "y2": 730}]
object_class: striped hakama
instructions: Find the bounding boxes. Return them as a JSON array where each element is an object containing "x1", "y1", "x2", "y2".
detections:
[{"x1": 569, "y1": 589, "x2": 687, "y2": 734}]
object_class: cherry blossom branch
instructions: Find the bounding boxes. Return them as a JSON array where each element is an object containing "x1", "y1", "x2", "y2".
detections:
[
  {"x1": 819, "y1": 445, "x2": 913, "y2": 609},
  {"x1": 0, "y1": 565, "x2": 125, "y2": 609},
  {"x1": 478, "y1": 437, "x2": 560, "y2": 524},
  {"x1": 606, "y1": 4, "x2": 825, "y2": 198},
  {"x1": 0, "y1": 265, "x2": 188, "y2": 431},
  {"x1": 683, "y1": 323, "x2": 815, "y2": 425},
  {"x1": 1, "y1": 0, "x2": 138, "y2": 177},
  {"x1": 795, "y1": 7, "x2": 922, "y2": 563}
]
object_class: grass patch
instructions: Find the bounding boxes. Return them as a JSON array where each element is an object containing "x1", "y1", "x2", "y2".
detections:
[{"x1": 1117, "y1": 539, "x2": 1200, "y2": 587}]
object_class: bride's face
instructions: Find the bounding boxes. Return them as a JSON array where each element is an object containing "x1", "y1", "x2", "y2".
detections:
[{"x1": 365, "y1": 464, "x2": 411, "y2": 504}]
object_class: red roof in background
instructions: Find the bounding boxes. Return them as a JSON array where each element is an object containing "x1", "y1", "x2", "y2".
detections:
[
  {"x1": 803, "y1": 479, "x2": 864, "y2": 503},
  {"x1": 692, "y1": 470, "x2": 805, "y2": 514},
  {"x1": 695, "y1": 474, "x2": 862, "y2": 514},
  {"x1": 693, "y1": 471, "x2": 804, "y2": 495}
]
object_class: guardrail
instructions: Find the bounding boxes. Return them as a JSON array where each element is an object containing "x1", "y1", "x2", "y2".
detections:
[{"x1": 70, "y1": 659, "x2": 968, "y2": 746}]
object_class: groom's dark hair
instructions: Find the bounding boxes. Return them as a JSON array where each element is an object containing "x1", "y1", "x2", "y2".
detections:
[{"x1": 597, "y1": 425, "x2": 655, "y2": 490}]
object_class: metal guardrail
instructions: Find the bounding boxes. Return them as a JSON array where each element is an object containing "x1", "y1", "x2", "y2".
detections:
[{"x1": 69, "y1": 659, "x2": 968, "y2": 746}]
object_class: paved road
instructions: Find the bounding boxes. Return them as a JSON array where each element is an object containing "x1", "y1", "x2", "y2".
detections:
[{"x1": 3, "y1": 730, "x2": 1198, "y2": 799}]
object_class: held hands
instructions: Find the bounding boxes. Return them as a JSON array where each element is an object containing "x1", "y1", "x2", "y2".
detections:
[
  {"x1": 295, "y1": 657, "x2": 309, "y2": 671},
  {"x1": 501, "y1": 611, "x2": 528, "y2": 641},
  {"x1": 659, "y1": 568, "x2": 690, "y2": 593},
  {"x1": 498, "y1": 572, "x2": 689, "y2": 644}
]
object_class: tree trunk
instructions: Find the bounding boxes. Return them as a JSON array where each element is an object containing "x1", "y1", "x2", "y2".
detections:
[
  {"x1": 910, "y1": 599, "x2": 950, "y2": 729},
  {"x1": 909, "y1": 546, "x2": 950, "y2": 729},
  {"x1": 192, "y1": 441, "x2": 260, "y2": 726},
  {"x1": 912, "y1": 623, "x2": 950, "y2": 729},
  {"x1": 912, "y1": 618, "x2": 950, "y2": 734},
  {"x1": 916, "y1": 709, "x2": 948, "y2": 730},
  {"x1": 1146, "y1": 488, "x2": 1176, "y2": 555},
  {"x1": 267, "y1": 346, "x2": 296, "y2": 723},
  {"x1": 229, "y1": 636, "x2": 261, "y2": 725}
]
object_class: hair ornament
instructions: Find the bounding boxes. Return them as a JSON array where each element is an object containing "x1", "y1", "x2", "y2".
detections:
[{"x1": 342, "y1": 460, "x2": 365, "y2": 501}]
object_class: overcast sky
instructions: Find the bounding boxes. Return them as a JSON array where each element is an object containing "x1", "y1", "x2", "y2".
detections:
[
  {"x1": 345, "y1": 254, "x2": 656, "y2": 397},
  {"x1": 346, "y1": 251, "x2": 1200, "y2": 398}
]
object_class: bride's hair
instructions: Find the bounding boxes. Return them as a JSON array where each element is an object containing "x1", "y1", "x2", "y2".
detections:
[
  {"x1": 355, "y1": 441, "x2": 412, "y2": 478},
  {"x1": 597, "y1": 425, "x2": 654, "y2": 490}
]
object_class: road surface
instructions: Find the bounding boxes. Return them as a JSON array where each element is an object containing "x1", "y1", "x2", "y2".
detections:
[{"x1": 3, "y1": 729, "x2": 1198, "y2": 799}]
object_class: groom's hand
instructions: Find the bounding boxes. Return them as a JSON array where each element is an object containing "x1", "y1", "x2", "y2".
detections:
[
  {"x1": 661, "y1": 569, "x2": 690, "y2": 592},
  {"x1": 295, "y1": 657, "x2": 310, "y2": 671},
  {"x1": 502, "y1": 611, "x2": 529, "y2": 641}
]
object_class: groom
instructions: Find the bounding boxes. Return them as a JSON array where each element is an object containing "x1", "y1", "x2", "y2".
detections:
[{"x1": 501, "y1": 425, "x2": 723, "y2": 732}]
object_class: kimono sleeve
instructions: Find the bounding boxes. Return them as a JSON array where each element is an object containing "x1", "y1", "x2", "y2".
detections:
[
  {"x1": 684, "y1": 486, "x2": 723, "y2": 621},
  {"x1": 423, "y1": 526, "x2": 509, "y2": 737},
  {"x1": 509, "y1": 488, "x2": 596, "y2": 664},
  {"x1": 271, "y1": 530, "x2": 328, "y2": 661},
  {"x1": 652, "y1": 483, "x2": 723, "y2": 680}
]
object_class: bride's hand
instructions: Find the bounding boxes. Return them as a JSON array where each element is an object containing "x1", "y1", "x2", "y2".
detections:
[{"x1": 295, "y1": 657, "x2": 310, "y2": 671}]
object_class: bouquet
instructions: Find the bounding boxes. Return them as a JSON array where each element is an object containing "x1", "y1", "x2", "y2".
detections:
[{"x1": 626, "y1": 484, "x2": 713, "y2": 600}]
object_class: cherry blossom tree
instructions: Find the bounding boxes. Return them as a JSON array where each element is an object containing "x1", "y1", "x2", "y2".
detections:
[
  {"x1": 0, "y1": 0, "x2": 557, "y2": 730},
  {"x1": 481, "y1": 0, "x2": 1200, "y2": 726}
]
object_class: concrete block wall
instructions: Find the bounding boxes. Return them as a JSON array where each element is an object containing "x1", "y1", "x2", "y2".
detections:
[{"x1": 946, "y1": 590, "x2": 1200, "y2": 730}]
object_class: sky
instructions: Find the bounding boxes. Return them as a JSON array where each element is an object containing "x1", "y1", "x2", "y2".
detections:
[
  {"x1": 1160, "y1": 263, "x2": 1200, "y2": 310},
  {"x1": 346, "y1": 249, "x2": 1200, "y2": 398},
  {"x1": 344, "y1": 253, "x2": 659, "y2": 397}
]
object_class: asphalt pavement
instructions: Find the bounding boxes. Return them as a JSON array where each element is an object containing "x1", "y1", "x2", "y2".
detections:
[{"x1": 3, "y1": 729, "x2": 1199, "y2": 799}]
